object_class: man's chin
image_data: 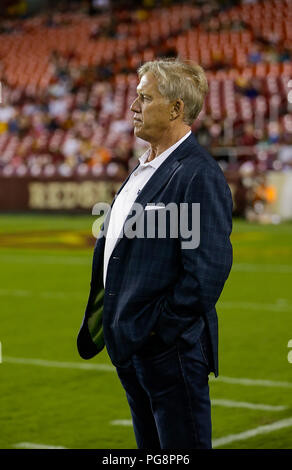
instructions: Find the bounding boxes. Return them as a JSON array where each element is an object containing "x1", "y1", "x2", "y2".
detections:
[{"x1": 133, "y1": 127, "x2": 145, "y2": 140}]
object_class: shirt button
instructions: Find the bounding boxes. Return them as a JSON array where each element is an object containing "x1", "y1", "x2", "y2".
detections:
[{"x1": 134, "y1": 171, "x2": 138, "y2": 176}]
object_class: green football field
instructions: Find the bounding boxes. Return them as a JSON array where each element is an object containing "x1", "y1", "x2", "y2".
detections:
[{"x1": 0, "y1": 214, "x2": 292, "y2": 449}]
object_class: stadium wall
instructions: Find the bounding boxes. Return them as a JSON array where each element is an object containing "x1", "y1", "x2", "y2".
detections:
[
  {"x1": 0, "y1": 174, "x2": 245, "y2": 215},
  {"x1": 0, "y1": 177, "x2": 121, "y2": 212}
]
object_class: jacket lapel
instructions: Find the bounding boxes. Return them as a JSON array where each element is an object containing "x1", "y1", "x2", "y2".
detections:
[
  {"x1": 103, "y1": 133, "x2": 197, "y2": 246},
  {"x1": 114, "y1": 135, "x2": 196, "y2": 247},
  {"x1": 110, "y1": 159, "x2": 179, "y2": 250},
  {"x1": 101, "y1": 161, "x2": 140, "y2": 235},
  {"x1": 128, "y1": 133, "x2": 197, "y2": 211}
]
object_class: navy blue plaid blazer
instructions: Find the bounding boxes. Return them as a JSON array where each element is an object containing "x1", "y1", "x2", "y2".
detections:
[{"x1": 77, "y1": 132, "x2": 233, "y2": 376}]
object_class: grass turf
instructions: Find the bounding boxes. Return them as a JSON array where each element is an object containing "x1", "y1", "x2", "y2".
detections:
[{"x1": 0, "y1": 214, "x2": 291, "y2": 449}]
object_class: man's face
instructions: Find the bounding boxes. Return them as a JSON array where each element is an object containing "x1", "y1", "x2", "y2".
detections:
[{"x1": 130, "y1": 72, "x2": 173, "y2": 144}]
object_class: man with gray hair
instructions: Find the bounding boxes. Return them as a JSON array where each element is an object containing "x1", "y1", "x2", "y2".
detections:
[{"x1": 77, "y1": 58, "x2": 233, "y2": 449}]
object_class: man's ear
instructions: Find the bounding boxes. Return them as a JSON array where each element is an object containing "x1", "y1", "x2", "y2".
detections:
[{"x1": 170, "y1": 99, "x2": 184, "y2": 120}]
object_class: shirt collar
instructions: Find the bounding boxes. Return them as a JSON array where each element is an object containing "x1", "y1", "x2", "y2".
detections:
[{"x1": 138, "y1": 130, "x2": 192, "y2": 169}]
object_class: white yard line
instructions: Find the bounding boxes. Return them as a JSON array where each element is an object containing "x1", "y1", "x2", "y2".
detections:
[
  {"x1": 12, "y1": 417, "x2": 292, "y2": 449},
  {"x1": 111, "y1": 420, "x2": 132, "y2": 426},
  {"x1": 232, "y1": 263, "x2": 292, "y2": 274},
  {"x1": 3, "y1": 354, "x2": 291, "y2": 450},
  {"x1": 1, "y1": 253, "x2": 292, "y2": 273},
  {"x1": 209, "y1": 375, "x2": 292, "y2": 389},
  {"x1": 0, "y1": 289, "x2": 84, "y2": 299},
  {"x1": 110, "y1": 401, "x2": 287, "y2": 424},
  {"x1": 0, "y1": 254, "x2": 90, "y2": 265},
  {"x1": 3, "y1": 356, "x2": 292, "y2": 390},
  {"x1": 212, "y1": 399, "x2": 287, "y2": 411},
  {"x1": 3, "y1": 356, "x2": 114, "y2": 371},
  {"x1": 111, "y1": 416, "x2": 292, "y2": 449},
  {"x1": 220, "y1": 301, "x2": 292, "y2": 312},
  {"x1": 212, "y1": 417, "x2": 292, "y2": 448},
  {"x1": 13, "y1": 442, "x2": 67, "y2": 449},
  {"x1": 1, "y1": 289, "x2": 291, "y2": 313}
]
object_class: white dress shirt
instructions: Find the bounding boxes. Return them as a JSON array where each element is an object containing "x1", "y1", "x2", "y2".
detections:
[{"x1": 103, "y1": 130, "x2": 191, "y2": 287}]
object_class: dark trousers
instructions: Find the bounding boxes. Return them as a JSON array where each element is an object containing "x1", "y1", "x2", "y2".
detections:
[{"x1": 116, "y1": 325, "x2": 212, "y2": 449}]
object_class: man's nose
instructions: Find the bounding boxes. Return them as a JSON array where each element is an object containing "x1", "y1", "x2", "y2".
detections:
[{"x1": 130, "y1": 97, "x2": 140, "y2": 113}]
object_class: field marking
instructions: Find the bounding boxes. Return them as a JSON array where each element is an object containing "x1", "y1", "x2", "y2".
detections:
[
  {"x1": 0, "y1": 253, "x2": 292, "y2": 273},
  {"x1": 210, "y1": 375, "x2": 292, "y2": 389},
  {"x1": 3, "y1": 356, "x2": 114, "y2": 371},
  {"x1": 3, "y1": 356, "x2": 292, "y2": 390},
  {"x1": 13, "y1": 442, "x2": 66, "y2": 449},
  {"x1": 220, "y1": 300, "x2": 292, "y2": 312},
  {"x1": 112, "y1": 417, "x2": 292, "y2": 448},
  {"x1": 212, "y1": 399, "x2": 287, "y2": 411},
  {"x1": 110, "y1": 401, "x2": 287, "y2": 427},
  {"x1": 0, "y1": 289, "x2": 84, "y2": 299},
  {"x1": 0, "y1": 254, "x2": 90, "y2": 265},
  {"x1": 111, "y1": 420, "x2": 132, "y2": 426},
  {"x1": 232, "y1": 263, "x2": 292, "y2": 274},
  {"x1": 212, "y1": 416, "x2": 292, "y2": 448},
  {"x1": 1, "y1": 288, "x2": 291, "y2": 313}
]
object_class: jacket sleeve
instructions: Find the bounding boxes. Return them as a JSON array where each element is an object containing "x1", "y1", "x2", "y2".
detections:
[{"x1": 154, "y1": 166, "x2": 233, "y2": 344}]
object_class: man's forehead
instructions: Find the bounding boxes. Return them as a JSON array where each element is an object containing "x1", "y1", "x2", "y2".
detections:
[{"x1": 137, "y1": 72, "x2": 158, "y2": 94}]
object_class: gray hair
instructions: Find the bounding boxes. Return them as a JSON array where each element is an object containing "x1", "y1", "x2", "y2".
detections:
[{"x1": 137, "y1": 58, "x2": 208, "y2": 126}]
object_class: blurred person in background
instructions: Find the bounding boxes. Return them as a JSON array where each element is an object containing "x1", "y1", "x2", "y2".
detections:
[{"x1": 77, "y1": 58, "x2": 233, "y2": 449}]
